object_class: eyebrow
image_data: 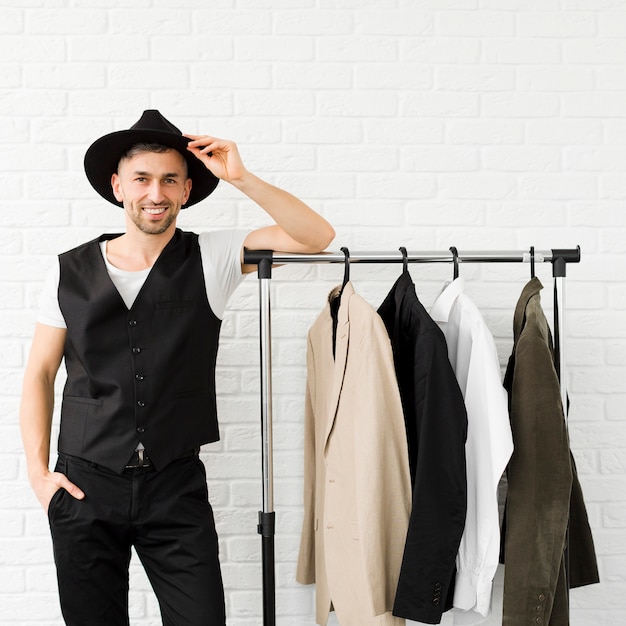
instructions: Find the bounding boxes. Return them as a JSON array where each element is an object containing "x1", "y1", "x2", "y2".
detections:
[{"x1": 132, "y1": 170, "x2": 182, "y2": 178}]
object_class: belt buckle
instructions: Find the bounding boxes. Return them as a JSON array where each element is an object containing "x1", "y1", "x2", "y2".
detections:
[{"x1": 126, "y1": 449, "x2": 148, "y2": 469}]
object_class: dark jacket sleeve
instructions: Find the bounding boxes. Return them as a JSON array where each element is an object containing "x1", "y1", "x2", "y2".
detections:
[
  {"x1": 568, "y1": 453, "x2": 600, "y2": 589},
  {"x1": 393, "y1": 328, "x2": 468, "y2": 624}
]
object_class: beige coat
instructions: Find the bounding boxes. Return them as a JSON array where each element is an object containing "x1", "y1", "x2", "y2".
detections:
[{"x1": 296, "y1": 282, "x2": 411, "y2": 626}]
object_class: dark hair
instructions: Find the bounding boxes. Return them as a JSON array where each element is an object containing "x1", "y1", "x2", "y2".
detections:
[{"x1": 118, "y1": 143, "x2": 188, "y2": 176}]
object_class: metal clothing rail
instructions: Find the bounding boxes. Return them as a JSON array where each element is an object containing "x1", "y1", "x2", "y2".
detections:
[{"x1": 243, "y1": 246, "x2": 580, "y2": 626}]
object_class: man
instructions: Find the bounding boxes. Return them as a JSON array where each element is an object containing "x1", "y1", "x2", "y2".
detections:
[{"x1": 19, "y1": 110, "x2": 335, "y2": 625}]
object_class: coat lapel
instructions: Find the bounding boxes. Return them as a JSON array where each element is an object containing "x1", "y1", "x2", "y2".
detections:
[
  {"x1": 323, "y1": 282, "x2": 353, "y2": 452},
  {"x1": 513, "y1": 277, "x2": 543, "y2": 344}
]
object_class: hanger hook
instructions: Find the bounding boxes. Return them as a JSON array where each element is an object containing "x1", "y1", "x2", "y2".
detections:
[
  {"x1": 449, "y1": 246, "x2": 459, "y2": 279},
  {"x1": 530, "y1": 245, "x2": 536, "y2": 278},
  {"x1": 399, "y1": 246, "x2": 408, "y2": 273},
  {"x1": 340, "y1": 246, "x2": 350, "y2": 288}
]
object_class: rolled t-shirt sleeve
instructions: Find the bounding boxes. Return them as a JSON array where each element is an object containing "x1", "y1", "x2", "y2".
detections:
[
  {"x1": 199, "y1": 229, "x2": 250, "y2": 320},
  {"x1": 37, "y1": 259, "x2": 67, "y2": 329}
]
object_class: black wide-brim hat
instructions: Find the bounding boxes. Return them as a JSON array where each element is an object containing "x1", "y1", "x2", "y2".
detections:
[{"x1": 84, "y1": 110, "x2": 219, "y2": 208}]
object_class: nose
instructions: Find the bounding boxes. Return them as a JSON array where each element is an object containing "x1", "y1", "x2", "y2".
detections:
[{"x1": 146, "y1": 180, "x2": 166, "y2": 203}]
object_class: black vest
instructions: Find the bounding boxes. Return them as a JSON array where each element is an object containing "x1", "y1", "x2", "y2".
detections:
[{"x1": 57, "y1": 229, "x2": 221, "y2": 473}]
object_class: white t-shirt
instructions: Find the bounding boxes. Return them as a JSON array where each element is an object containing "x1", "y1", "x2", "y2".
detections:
[{"x1": 38, "y1": 229, "x2": 249, "y2": 327}]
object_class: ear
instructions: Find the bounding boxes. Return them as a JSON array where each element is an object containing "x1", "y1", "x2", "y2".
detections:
[
  {"x1": 111, "y1": 172, "x2": 124, "y2": 203},
  {"x1": 182, "y1": 177, "x2": 192, "y2": 205}
]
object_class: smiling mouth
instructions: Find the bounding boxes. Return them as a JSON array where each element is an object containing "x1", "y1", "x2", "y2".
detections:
[{"x1": 143, "y1": 207, "x2": 167, "y2": 215}]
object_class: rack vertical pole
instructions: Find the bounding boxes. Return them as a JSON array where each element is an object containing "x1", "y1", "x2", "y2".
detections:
[
  {"x1": 552, "y1": 252, "x2": 567, "y2": 412},
  {"x1": 551, "y1": 246, "x2": 580, "y2": 597},
  {"x1": 252, "y1": 251, "x2": 276, "y2": 626},
  {"x1": 549, "y1": 247, "x2": 580, "y2": 413}
]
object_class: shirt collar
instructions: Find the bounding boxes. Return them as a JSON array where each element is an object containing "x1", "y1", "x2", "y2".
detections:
[{"x1": 430, "y1": 276, "x2": 465, "y2": 323}]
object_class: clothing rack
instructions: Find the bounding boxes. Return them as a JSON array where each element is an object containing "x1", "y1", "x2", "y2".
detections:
[{"x1": 242, "y1": 246, "x2": 580, "y2": 626}]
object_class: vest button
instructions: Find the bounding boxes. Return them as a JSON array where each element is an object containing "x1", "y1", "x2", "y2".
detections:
[
  {"x1": 137, "y1": 400, "x2": 146, "y2": 407},
  {"x1": 129, "y1": 320, "x2": 137, "y2": 326},
  {"x1": 137, "y1": 427, "x2": 145, "y2": 433},
  {"x1": 135, "y1": 374, "x2": 144, "y2": 381},
  {"x1": 132, "y1": 347, "x2": 141, "y2": 354}
]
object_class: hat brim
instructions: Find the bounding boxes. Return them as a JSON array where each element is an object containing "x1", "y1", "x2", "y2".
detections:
[{"x1": 84, "y1": 129, "x2": 219, "y2": 208}]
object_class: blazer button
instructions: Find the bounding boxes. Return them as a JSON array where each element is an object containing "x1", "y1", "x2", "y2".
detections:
[
  {"x1": 137, "y1": 400, "x2": 146, "y2": 407},
  {"x1": 137, "y1": 427, "x2": 145, "y2": 433},
  {"x1": 132, "y1": 347, "x2": 141, "y2": 354},
  {"x1": 135, "y1": 374, "x2": 145, "y2": 381},
  {"x1": 128, "y1": 320, "x2": 137, "y2": 326}
]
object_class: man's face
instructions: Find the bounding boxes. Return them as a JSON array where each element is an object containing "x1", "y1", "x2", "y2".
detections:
[{"x1": 111, "y1": 149, "x2": 192, "y2": 236}]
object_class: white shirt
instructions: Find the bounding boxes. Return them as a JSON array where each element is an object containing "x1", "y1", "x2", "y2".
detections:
[
  {"x1": 430, "y1": 278, "x2": 513, "y2": 626},
  {"x1": 38, "y1": 229, "x2": 249, "y2": 327}
]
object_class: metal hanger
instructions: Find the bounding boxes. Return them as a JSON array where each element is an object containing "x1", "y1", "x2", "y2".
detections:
[
  {"x1": 449, "y1": 246, "x2": 459, "y2": 279},
  {"x1": 340, "y1": 246, "x2": 350, "y2": 291},
  {"x1": 399, "y1": 246, "x2": 409, "y2": 274}
]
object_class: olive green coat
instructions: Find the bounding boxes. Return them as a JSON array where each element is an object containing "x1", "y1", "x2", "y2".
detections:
[{"x1": 501, "y1": 278, "x2": 599, "y2": 626}]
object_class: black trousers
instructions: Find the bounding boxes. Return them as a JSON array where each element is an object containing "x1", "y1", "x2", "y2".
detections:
[{"x1": 48, "y1": 453, "x2": 225, "y2": 626}]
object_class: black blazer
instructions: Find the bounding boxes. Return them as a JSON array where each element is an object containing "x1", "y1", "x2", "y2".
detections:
[{"x1": 378, "y1": 270, "x2": 468, "y2": 624}]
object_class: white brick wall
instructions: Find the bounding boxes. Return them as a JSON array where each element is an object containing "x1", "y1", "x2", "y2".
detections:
[{"x1": 2, "y1": 1, "x2": 625, "y2": 624}]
